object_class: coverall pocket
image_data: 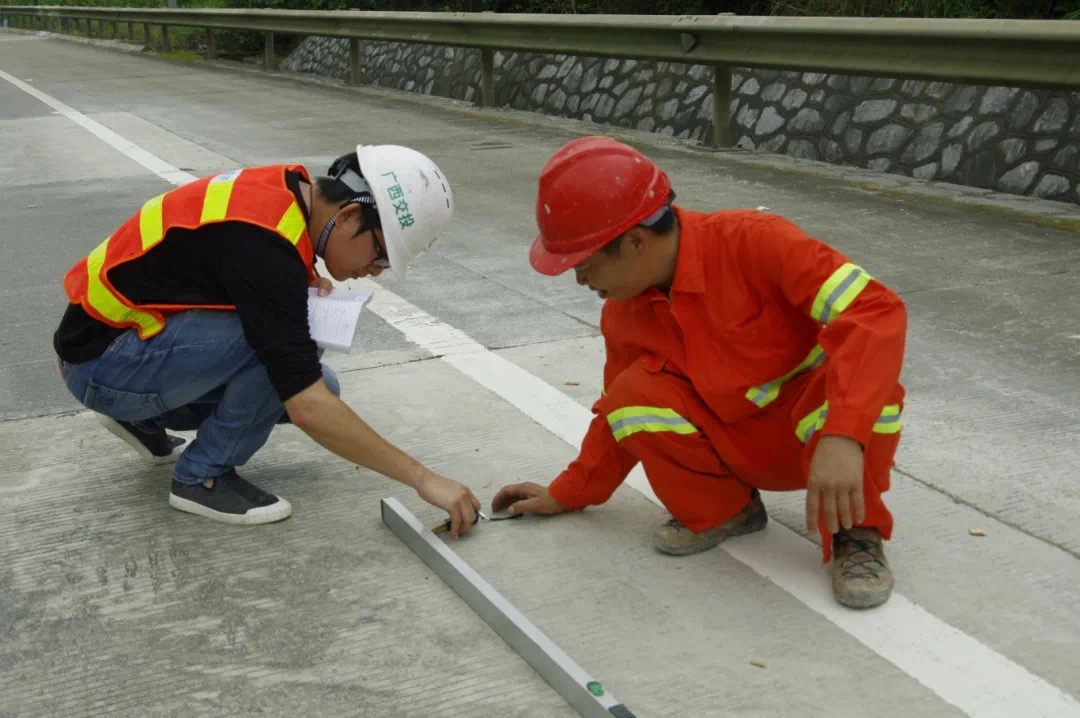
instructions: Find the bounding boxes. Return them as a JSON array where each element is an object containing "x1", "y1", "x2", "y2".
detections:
[{"x1": 83, "y1": 380, "x2": 167, "y2": 422}]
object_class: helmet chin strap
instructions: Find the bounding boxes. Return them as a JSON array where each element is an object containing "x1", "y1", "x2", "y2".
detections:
[{"x1": 315, "y1": 216, "x2": 336, "y2": 259}]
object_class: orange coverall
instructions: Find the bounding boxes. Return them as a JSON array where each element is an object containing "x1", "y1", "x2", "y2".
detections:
[{"x1": 547, "y1": 207, "x2": 907, "y2": 561}]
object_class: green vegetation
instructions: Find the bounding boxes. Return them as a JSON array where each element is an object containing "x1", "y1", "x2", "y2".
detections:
[
  {"x1": 5, "y1": 0, "x2": 1078, "y2": 18},
  {"x1": 5, "y1": 0, "x2": 1077, "y2": 59}
]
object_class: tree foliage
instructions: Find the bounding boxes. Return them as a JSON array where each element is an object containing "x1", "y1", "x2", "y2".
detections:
[{"x1": 244, "y1": 0, "x2": 1079, "y2": 19}]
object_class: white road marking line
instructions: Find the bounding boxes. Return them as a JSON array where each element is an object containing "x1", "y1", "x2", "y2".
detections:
[
  {"x1": 6, "y1": 62, "x2": 1078, "y2": 718},
  {"x1": 0, "y1": 67, "x2": 198, "y2": 187}
]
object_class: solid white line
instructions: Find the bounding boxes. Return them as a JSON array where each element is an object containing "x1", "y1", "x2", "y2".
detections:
[
  {"x1": 7, "y1": 58, "x2": 1077, "y2": 718},
  {"x1": 0, "y1": 67, "x2": 198, "y2": 187}
]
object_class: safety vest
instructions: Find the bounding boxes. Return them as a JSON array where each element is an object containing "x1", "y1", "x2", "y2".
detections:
[{"x1": 63, "y1": 165, "x2": 318, "y2": 340}]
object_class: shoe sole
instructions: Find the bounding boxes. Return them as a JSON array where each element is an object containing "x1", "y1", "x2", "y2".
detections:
[
  {"x1": 833, "y1": 584, "x2": 894, "y2": 609},
  {"x1": 96, "y1": 414, "x2": 180, "y2": 465},
  {"x1": 653, "y1": 508, "x2": 769, "y2": 556},
  {"x1": 169, "y1": 492, "x2": 293, "y2": 525},
  {"x1": 833, "y1": 571, "x2": 895, "y2": 609}
]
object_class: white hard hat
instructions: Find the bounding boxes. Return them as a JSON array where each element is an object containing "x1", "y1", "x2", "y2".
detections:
[{"x1": 356, "y1": 144, "x2": 454, "y2": 280}]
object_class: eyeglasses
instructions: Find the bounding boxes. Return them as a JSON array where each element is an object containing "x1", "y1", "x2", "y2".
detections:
[{"x1": 371, "y1": 228, "x2": 390, "y2": 268}]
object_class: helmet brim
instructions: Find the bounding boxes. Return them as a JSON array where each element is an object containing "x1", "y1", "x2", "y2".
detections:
[{"x1": 529, "y1": 234, "x2": 597, "y2": 276}]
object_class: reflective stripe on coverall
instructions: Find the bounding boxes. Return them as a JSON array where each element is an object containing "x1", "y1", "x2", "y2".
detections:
[{"x1": 548, "y1": 207, "x2": 907, "y2": 562}]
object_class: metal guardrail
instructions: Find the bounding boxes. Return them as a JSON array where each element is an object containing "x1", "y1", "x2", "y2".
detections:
[{"x1": 3, "y1": 6, "x2": 1079, "y2": 148}]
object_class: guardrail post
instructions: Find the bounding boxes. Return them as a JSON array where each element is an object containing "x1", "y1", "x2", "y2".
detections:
[
  {"x1": 205, "y1": 28, "x2": 216, "y2": 60},
  {"x1": 263, "y1": 31, "x2": 274, "y2": 71},
  {"x1": 349, "y1": 38, "x2": 362, "y2": 85},
  {"x1": 710, "y1": 63, "x2": 734, "y2": 148},
  {"x1": 161, "y1": 24, "x2": 170, "y2": 52},
  {"x1": 479, "y1": 47, "x2": 495, "y2": 107}
]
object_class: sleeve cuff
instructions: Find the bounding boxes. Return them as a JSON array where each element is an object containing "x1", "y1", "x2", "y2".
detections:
[
  {"x1": 820, "y1": 407, "x2": 879, "y2": 448},
  {"x1": 547, "y1": 471, "x2": 594, "y2": 511}
]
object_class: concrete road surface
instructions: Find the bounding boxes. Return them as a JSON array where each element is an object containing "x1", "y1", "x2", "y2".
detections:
[{"x1": 2, "y1": 29, "x2": 1079, "y2": 718}]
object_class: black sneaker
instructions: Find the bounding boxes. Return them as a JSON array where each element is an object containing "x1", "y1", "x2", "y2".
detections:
[
  {"x1": 168, "y1": 470, "x2": 292, "y2": 525},
  {"x1": 96, "y1": 414, "x2": 185, "y2": 462}
]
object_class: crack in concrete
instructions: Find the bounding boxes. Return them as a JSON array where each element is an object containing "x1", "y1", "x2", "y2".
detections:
[
  {"x1": 897, "y1": 267, "x2": 1077, "y2": 297},
  {"x1": 893, "y1": 466, "x2": 1080, "y2": 561}
]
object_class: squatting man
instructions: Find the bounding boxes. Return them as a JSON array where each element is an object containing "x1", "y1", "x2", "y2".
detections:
[
  {"x1": 494, "y1": 136, "x2": 907, "y2": 609},
  {"x1": 54, "y1": 144, "x2": 481, "y2": 537}
]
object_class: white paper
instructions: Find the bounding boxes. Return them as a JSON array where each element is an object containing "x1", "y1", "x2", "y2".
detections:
[{"x1": 306, "y1": 286, "x2": 373, "y2": 353}]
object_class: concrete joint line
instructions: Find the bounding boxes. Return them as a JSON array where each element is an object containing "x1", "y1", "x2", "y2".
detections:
[{"x1": 381, "y1": 497, "x2": 636, "y2": 718}]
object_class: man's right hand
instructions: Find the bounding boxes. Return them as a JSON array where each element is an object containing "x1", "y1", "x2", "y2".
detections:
[
  {"x1": 491, "y1": 482, "x2": 567, "y2": 516},
  {"x1": 416, "y1": 473, "x2": 481, "y2": 539}
]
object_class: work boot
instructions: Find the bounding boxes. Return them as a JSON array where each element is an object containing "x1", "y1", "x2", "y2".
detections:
[
  {"x1": 831, "y1": 527, "x2": 894, "y2": 609},
  {"x1": 96, "y1": 413, "x2": 186, "y2": 463},
  {"x1": 653, "y1": 489, "x2": 767, "y2": 556}
]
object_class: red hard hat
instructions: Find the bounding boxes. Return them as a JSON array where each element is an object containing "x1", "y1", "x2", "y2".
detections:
[{"x1": 529, "y1": 136, "x2": 671, "y2": 276}]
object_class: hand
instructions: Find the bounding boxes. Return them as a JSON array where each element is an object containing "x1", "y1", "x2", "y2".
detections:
[
  {"x1": 416, "y1": 473, "x2": 481, "y2": 539},
  {"x1": 491, "y1": 482, "x2": 567, "y2": 516},
  {"x1": 806, "y1": 435, "x2": 865, "y2": 534},
  {"x1": 310, "y1": 276, "x2": 333, "y2": 296}
]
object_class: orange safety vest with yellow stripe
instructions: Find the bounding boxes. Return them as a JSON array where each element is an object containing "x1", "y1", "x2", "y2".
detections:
[{"x1": 63, "y1": 165, "x2": 317, "y2": 340}]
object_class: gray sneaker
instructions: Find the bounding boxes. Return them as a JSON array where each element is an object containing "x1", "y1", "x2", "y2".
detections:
[
  {"x1": 653, "y1": 489, "x2": 768, "y2": 556},
  {"x1": 831, "y1": 527, "x2": 894, "y2": 609},
  {"x1": 169, "y1": 471, "x2": 291, "y2": 525}
]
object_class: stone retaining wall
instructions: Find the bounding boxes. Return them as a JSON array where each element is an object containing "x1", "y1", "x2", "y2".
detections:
[{"x1": 284, "y1": 36, "x2": 1080, "y2": 204}]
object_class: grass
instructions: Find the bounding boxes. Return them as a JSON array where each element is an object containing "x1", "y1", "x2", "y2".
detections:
[{"x1": 157, "y1": 49, "x2": 206, "y2": 61}]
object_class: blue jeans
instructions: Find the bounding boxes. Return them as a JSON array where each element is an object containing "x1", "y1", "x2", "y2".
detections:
[{"x1": 61, "y1": 310, "x2": 340, "y2": 485}]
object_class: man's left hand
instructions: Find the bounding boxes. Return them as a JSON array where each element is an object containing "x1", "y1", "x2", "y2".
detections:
[
  {"x1": 805, "y1": 435, "x2": 865, "y2": 534},
  {"x1": 311, "y1": 277, "x2": 333, "y2": 296}
]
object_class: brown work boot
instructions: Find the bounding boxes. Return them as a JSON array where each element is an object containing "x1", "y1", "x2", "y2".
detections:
[
  {"x1": 653, "y1": 490, "x2": 767, "y2": 556},
  {"x1": 831, "y1": 527, "x2": 894, "y2": 609}
]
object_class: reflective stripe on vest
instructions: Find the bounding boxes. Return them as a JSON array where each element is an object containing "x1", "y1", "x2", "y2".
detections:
[
  {"x1": 139, "y1": 193, "x2": 166, "y2": 251},
  {"x1": 607, "y1": 405, "x2": 698, "y2": 442},
  {"x1": 795, "y1": 401, "x2": 902, "y2": 444},
  {"x1": 745, "y1": 344, "x2": 826, "y2": 409},
  {"x1": 811, "y1": 262, "x2": 872, "y2": 324},
  {"x1": 200, "y1": 169, "x2": 241, "y2": 224},
  {"x1": 86, "y1": 236, "x2": 165, "y2": 338},
  {"x1": 276, "y1": 201, "x2": 307, "y2": 245}
]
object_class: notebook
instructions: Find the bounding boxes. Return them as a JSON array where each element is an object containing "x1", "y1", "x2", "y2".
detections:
[{"x1": 306, "y1": 286, "x2": 374, "y2": 353}]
